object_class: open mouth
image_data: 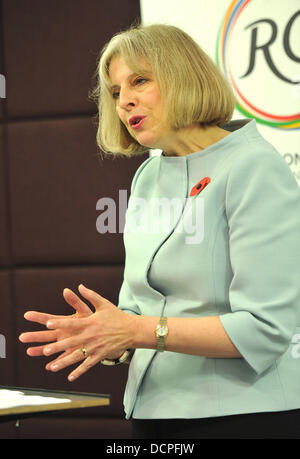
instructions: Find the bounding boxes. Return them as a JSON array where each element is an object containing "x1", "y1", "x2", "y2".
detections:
[{"x1": 129, "y1": 116, "x2": 146, "y2": 129}]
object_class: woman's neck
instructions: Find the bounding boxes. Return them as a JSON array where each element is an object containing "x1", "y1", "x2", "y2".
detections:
[{"x1": 161, "y1": 123, "x2": 231, "y2": 157}]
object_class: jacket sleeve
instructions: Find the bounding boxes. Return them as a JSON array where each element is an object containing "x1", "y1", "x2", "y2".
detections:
[
  {"x1": 117, "y1": 278, "x2": 141, "y2": 315},
  {"x1": 117, "y1": 156, "x2": 153, "y2": 315},
  {"x1": 219, "y1": 145, "x2": 300, "y2": 375}
]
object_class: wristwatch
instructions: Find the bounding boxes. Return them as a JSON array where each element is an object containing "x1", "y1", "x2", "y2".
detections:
[
  {"x1": 155, "y1": 317, "x2": 168, "y2": 352},
  {"x1": 100, "y1": 349, "x2": 132, "y2": 366}
]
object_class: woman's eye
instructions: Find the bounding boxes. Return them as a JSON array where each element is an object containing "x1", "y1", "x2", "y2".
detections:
[
  {"x1": 134, "y1": 77, "x2": 147, "y2": 85},
  {"x1": 111, "y1": 78, "x2": 147, "y2": 99}
]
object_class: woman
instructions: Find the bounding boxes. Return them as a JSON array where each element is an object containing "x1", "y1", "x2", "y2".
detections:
[{"x1": 19, "y1": 24, "x2": 300, "y2": 439}]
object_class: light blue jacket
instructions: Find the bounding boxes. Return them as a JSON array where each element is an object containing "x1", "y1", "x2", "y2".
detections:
[{"x1": 118, "y1": 119, "x2": 300, "y2": 419}]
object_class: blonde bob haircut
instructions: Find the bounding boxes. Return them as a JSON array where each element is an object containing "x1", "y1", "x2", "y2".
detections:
[{"x1": 90, "y1": 23, "x2": 236, "y2": 157}]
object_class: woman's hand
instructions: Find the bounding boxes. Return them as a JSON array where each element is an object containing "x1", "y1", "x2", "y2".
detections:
[
  {"x1": 19, "y1": 284, "x2": 136, "y2": 381},
  {"x1": 19, "y1": 287, "x2": 93, "y2": 359}
]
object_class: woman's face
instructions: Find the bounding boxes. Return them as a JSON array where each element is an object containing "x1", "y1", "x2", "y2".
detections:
[{"x1": 109, "y1": 55, "x2": 170, "y2": 150}]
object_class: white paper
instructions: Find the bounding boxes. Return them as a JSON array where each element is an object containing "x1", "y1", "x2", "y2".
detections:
[{"x1": 0, "y1": 389, "x2": 71, "y2": 410}]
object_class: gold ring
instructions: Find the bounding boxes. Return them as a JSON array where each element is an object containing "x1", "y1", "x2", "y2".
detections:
[{"x1": 81, "y1": 347, "x2": 88, "y2": 358}]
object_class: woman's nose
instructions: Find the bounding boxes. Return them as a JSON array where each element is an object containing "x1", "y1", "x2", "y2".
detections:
[{"x1": 119, "y1": 87, "x2": 136, "y2": 109}]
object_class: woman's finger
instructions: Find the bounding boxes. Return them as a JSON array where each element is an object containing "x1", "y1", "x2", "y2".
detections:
[
  {"x1": 77, "y1": 284, "x2": 108, "y2": 312},
  {"x1": 23, "y1": 311, "x2": 63, "y2": 326},
  {"x1": 68, "y1": 352, "x2": 103, "y2": 382},
  {"x1": 48, "y1": 347, "x2": 85, "y2": 373},
  {"x1": 43, "y1": 332, "x2": 87, "y2": 356},
  {"x1": 19, "y1": 330, "x2": 56, "y2": 343},
  {"x1": 45, "y1": 348, "x2": 78, "y2": 370},
  {"x1": 26, "y1": 344, "x2": 50, "y2": 357},
  {"x1": 23, "y1": 291, "x2": 91, "y2": 328},
  {"x1": 46, "y1": 316, "x2": 89, "y2": 331},
  {"x1": 63, "y1": 288, "x2": 93, "y2": 316}
]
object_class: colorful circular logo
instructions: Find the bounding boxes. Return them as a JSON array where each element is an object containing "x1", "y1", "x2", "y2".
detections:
[{"x1": 216, "y1": 0, "x2": 300, "y2": 130}]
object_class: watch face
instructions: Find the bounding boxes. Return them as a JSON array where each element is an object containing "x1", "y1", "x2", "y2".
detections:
[{"x1": 157, "y1": 325, "x2": 168, "y2": 337}]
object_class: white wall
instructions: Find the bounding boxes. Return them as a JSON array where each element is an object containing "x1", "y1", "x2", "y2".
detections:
[{"x1": 140, "y1": 0, "x2": 300, "y2": 184}]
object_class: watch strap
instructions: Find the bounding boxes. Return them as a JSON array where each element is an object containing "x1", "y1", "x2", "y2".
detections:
[{"x1": 156, "y1": 316, "x2": 168, "y2": 352}]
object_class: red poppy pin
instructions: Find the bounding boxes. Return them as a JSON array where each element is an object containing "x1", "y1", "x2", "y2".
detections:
[{"x1": 189, "y1": 177, "x2": 211, "y2": 197}]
